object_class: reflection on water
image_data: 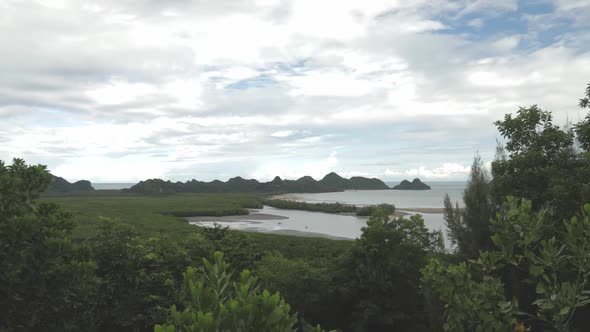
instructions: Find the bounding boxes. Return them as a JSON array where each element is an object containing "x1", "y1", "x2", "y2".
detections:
[
  {"x1": 271, "y1": 182, "x2": 464, "y2": 247},
  {"x1": 190, "y1": 206, "x2": 449, "y2": 246},
  {"x1": 190, "y1": 206, "x2": 367, "y2": 239}
]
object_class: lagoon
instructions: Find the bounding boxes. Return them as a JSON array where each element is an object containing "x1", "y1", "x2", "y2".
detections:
[
  {"x1": 189, "y1": 181, "x2": 466, "y2": 246},
  {"x1": 189, "y1": 207, "x2": 453, "y2": 245}
]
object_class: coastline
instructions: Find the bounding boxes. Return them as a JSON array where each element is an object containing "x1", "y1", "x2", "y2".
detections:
[{"x1": 270, "y1": 193, "x2": 446, "y2": 214}]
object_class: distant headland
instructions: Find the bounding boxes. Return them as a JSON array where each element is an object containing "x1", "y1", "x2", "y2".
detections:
[
  {"x1": 392, "y1": 178, "x2": 431, "y2": 190},
  {"x1": 46, "y1": 175, "x2": 95, "y2": 193},
  {"x1": 127, "y1": 172, "x2": 390, "y2": 195}
]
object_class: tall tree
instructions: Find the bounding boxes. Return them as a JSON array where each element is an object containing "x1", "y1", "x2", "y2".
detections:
[
  {"x1": 491, "y1": 105, "x2": 587, "y2": 221},
  {"x1": 348, "y1": 210, "x2": 442, "y2": 331},
  {"x1": 575, "y1": 83, "x2": 590, "y2": 151},
  {"x1": 443, "y1": 193, "x2": 464, "y2": 251},
  {"x1": 0, "y1": 159, "x2": 97, "y2": 331},
  {"x1": 462, "y1": 155, "x2": 494, "y2": 255},
  {"x1": 444, "y1": 155, "x2": 494, "y2": 257}
]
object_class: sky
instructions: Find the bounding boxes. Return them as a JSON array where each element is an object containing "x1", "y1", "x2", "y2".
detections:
[{"x1": 1, "y1": 0, "x2": 590, "y2": 183}]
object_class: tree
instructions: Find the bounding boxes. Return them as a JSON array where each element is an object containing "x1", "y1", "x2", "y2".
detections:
[
  {"x1": 579, "y1": 83, "x2": 590, "y2": 109},
  {"x1": 462, "y1": 155, "x2": 494, "y2": 255},
  {"x1": 255, "y1": 253, "x2": 334, "y2": 328},
  {"x1": 0, "y1": 159, "x2": 98, "y2": 331},
  {"x1": 348, "y1": 209, "x2": 443, "y2": 331},
  {"x1": 422, "y1": 199, "x2": 590, "y2": 332},
  {"x1": 443, "y1": 193, "x2": 465, "y2": 251},
  {"x1": 90, "y1": 219, "x2": 192, "y2": 331},
  {"x1": 575, "y1": 84, "x2": 590, "y2": 151},
  {"x1": 154, "y1": 251, "x2": 299, "y2": 332},
  {"x1": 444, "y1": 155, "x2": 494, "y2": 257},
  {"x1": 491, "y1": 105, "x2": 588, "y2": 221},
  {"x1": 202, "y1": 224, "x2": 256, "y2": 272}
]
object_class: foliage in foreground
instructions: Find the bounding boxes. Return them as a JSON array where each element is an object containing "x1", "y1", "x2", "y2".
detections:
[
  {"x1": 492, "y1": 104, "x2": 590, "y2": 223},
  {"x1": 154, "y1": 251, "x2": 298, "y2": 332},
  {"x1": 423, "y1": 198, "x2": 590, "y2": 332},
  {"x1": 0, "y1": 159, "x2": 98, "y2": 331}
]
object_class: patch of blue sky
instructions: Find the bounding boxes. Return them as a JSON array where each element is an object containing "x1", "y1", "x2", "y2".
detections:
[
  {"x1": 225, "y1": 59, "x2": 309, "y2": 90},
  {"x1": 436, "y1": 1, "x2": 563, "y2": 48},
  {"x1": 269, "y1": 59, "x2": 308, "y2": 77}
]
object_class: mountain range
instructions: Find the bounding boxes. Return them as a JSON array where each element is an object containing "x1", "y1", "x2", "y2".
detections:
[{"x1": 127, "y1": 172, "x2": 390, "y2": 194}]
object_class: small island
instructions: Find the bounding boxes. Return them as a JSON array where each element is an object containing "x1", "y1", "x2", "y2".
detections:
[{"x1": 392, "y1": 178, "x2": 431, "y2": 190}]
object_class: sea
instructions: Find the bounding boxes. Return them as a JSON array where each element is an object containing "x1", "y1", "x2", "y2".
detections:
[
  {"x1": 290, "y1": 181, "x2": 467, "y2": 208},
  {"x1": 92, "y1": 183, "x2": 136, "y2": 190}
]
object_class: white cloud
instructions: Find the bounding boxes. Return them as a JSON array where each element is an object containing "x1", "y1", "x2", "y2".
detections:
[
  {"x1": 1, "y1": 0, "x2": 590, "y2": 181},
  {"x1": 52, "y1": 155, "x2": 169, "y2": 182},
  {"x1": 386, "y1": 163, "x2": 471, "y2": 180},
  {"x1": 271, "y1": 130, "x2": 295, "y2": 137},
  {"x1": 491, "y1": 36, "x2": 520, "y2": 51}
]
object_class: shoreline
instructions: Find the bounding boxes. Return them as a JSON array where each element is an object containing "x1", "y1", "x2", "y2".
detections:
[
  {"x1": 397, "y1": 208, "x2": 445, "y2": 214},
  {"x1": 269, "y1": 194, "x2": 446, "y2": 214},
  {"x1": 186, "y1": 205, "x2": 446, "y2": 241},
  {"x1": 186, "y1": 212, "x2": 288, "y2": 223}
]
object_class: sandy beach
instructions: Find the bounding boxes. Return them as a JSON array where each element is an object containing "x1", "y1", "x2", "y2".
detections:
[{"x1": 186, "y1": 211, "x2": 289, "y2": 223}]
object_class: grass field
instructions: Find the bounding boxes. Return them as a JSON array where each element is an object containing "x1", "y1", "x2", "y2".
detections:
[
  {"x1": 43, "y1": 192, "x2": 263, "y2": 238},
  {"x1": 42, "y1": 192, "x2": 353, "y2": 259}
]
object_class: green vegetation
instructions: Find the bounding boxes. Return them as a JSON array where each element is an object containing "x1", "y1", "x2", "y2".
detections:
[
  {"x1": 425, "y1": 84, "x2": 590, "y2": 331},
  {"x1": 443, "y1": 155, "x2": 494, "y2": 257},
  {"x1": 155, "y1": 252, "x2": 298, "y2": 332},
  {"x1": 128, "y1": 171, "x2": 389, "y2": 195},
  {"x1": 355, "y1": 203, "x2": 396, "y2": 216},
  {"x1": 0, "y1": 159, "x2": 98, "y2": 331},
  {"x1": 392, "y1": 178, "x2": 431, "y2": 190},
  {"x1": 423, "y1": 199, "x2": 590, "y2": 331},
  {"x1": 265, "y1": 199, "x2": 395, "y2": 216},
  {"x1": 43, "y1": 193, "x2": 262, "y2": 238},
  {"x1": 0, "y1": 158, "x2": 437, "y2": 332},
  {"x1": 264, "y1": 199, "x2": 358, "y2": 214},
  {"x1": 347, "y1": 210, "x2": 444, "y2": 331}
]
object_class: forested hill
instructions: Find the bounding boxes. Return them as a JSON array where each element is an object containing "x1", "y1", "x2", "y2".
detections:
[
  {"x1": 46, "y1": 175, "x2": 95, "y2": 193},
  {"x1": 128, "y1": 172, "x2": 390, "y2": 194}
]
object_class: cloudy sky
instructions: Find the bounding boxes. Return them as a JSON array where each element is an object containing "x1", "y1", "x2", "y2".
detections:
[{"x1": 1, "y1": 0, "x2": 589, "y2": 183}]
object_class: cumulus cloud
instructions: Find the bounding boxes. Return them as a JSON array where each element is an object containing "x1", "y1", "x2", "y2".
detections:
[
  {"x1": 271, "y1": 130, "x2": 296, "y2": 138},
  {"x1": 1, "y1": 0, "x2": 589, "y2": 181}
]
